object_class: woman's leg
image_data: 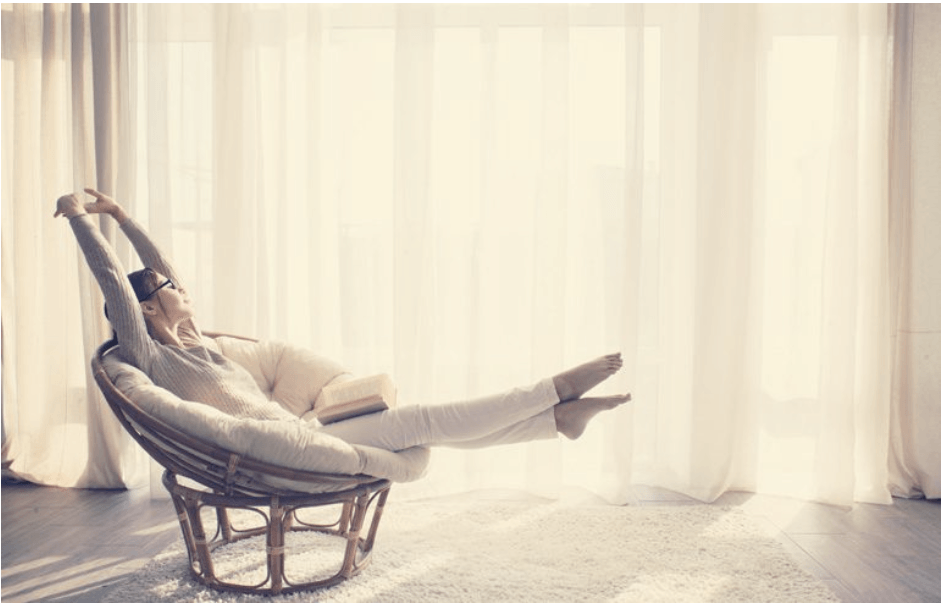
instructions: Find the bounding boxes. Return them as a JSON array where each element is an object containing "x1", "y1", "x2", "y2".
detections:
[
  {"x1": 316, "y1": 378, "x2": 560, "y2": 451},
  {"x1": 438, "y1": 408, "x2": 558, "y2": 449},
  {"x1": 317, "y1": 353, "x2": 625, "y2": 451},
  {"x1": 445, "y1": 393, "x2": 632, "y2": 449}
]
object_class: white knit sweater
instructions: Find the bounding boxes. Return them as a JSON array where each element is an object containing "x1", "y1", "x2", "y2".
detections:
[{"x1": 71, "y1": 214, "x2": 340, "y2": 422}]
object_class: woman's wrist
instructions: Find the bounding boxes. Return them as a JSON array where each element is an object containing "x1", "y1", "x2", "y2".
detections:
[{"x1": 111, "y1": 207, "x2": 130, "y2": 224}]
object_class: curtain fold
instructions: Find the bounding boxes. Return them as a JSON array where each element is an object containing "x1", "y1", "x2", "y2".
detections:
[
  {"x1": 887, "y1": 3, "x2": 941, "y2": 500},
  {"x1": 2, "y1": 3, "x2": 935, "y2": 506}
]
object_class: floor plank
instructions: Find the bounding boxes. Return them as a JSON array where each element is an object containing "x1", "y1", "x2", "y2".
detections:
[
  {"x1": 1, "y1": 480, "x2": 181, "y2": 603},
  {"x1": 1, "y1": 480, "x2": 940, "y2": 603}
]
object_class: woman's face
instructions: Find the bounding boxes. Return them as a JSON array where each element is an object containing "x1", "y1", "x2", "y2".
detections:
[{"x1": 143, "y1": 273, "x2": 195, "y2": 324}]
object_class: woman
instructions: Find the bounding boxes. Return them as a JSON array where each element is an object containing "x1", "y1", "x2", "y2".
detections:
[{"x1": 55, "y1": 188, "x2": 630, "y2": 452}]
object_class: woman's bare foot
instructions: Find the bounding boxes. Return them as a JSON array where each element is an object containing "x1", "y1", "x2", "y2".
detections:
[
  {"x1": 554, "y1": 394, "x2": 631, "y2": 440},
  {"x1": 552, "y1": 354, "x2": 623, "y2": 402}
]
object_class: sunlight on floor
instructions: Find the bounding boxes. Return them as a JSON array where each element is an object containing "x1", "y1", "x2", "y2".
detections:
[
  {"x1": 1, "y1": 555, "x2": 147, "y2": 602},
  {"x1": 700, "y1": 505, "x2": 784, "y2": 539},
  {"x1": 735, "y1": 492, "x2": 810, "y2": 526},
  {"x1": 0, "y1": 555, "x2": 69, "y2": 578},
  {"x1": 610, "y1": 571, "x2": 733, "y2": 603},
  {"x1": 332, "y1": 552, "x2": 456, "y2": 603},
  {"x1": 130, "y1": 519, "x2": 180, "y2": 536},
  {"x1": 487, "y1": 501, "x2": 564, "y2": 533}
]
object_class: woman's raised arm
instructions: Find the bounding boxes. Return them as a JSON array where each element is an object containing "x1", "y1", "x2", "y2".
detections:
[
  {"x1": 81, "y1": 188, "x2": 203, "y2": 344},
  {"x1": 55, "y1": 193, "x2": 156, "y2": 367},
  {"x1": 81, "y1": 188, "x2": 186, "y2": 282}
]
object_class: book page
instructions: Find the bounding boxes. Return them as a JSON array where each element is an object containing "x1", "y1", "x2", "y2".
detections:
[{"x1": 323, "y1": 374, "x2": 394, "y2": 409}]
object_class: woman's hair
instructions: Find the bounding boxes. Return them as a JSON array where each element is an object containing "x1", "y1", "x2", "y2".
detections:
[
  {"x1": 103, "y1": 268, "x2": 164, "y2": 320},
  {"x1": 126, "y1": 268, "x2": 165, "y2": 303},
  {"x1": 103, "y1": 268, "x2": 165, "y2": 346}
]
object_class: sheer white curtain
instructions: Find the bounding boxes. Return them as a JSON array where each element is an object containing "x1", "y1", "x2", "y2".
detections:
[
  {"x1": 2, "y1": 3, "x2": 146, "y2": 488},
  {"x1": 3, "y1": 3, "x2": 918, "y2": 506},
  {"x1": 887, "y1": 3, "x2": 941, "y2": 500}
]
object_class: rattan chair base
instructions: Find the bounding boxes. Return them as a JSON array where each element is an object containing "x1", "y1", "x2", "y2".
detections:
[{"x1": 164, "y1": 470, "x2": 392, "y2": 596}]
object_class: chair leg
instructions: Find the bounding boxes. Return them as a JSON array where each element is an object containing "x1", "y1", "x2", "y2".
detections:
[
  {"x1": 339, "y1": 493, "x2": 371, "y2": 578},
  {"x1": 361, "y1": 487, "x2": 390, "y2": 554},
  {"x1": 268, "y1": 496, "x2": 286, "y2": 595},
  {"x1": 170, "y1": 492, "x2": 199, "y2": 567},
  {"x1": 182, "y1": 495, "x2": 216, "y2": 582},
  {"x1": 216, "y1": 506, "x2": 233, "y2": 543},
  {"x1": 339, "y1": 500, "x2": 353, "y2": 535},
  {"x1": 347, "y1": 488, "x2": 390, "y2": 575}
]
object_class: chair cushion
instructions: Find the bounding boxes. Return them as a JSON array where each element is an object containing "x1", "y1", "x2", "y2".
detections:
[
  {"x1": 213, "y1": 337, "x2": 353, "y2": 418},
  {"x1": 101, "y1": 338, "x2": 429, "y2": 484}
]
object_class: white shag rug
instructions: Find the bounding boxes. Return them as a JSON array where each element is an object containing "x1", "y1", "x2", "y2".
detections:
[{"x1": 106, "y1": 499, "x2": 839, "y2": 603}]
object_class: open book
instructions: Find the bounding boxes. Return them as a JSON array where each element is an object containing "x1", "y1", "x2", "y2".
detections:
[{"x1": 316, "y1": 373, "x2": 397, "y2": 424}]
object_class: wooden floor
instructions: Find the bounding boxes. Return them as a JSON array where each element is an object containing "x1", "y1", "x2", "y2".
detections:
[{"x1": 1, "y1": 479, "x2": 940, "y2": 603}]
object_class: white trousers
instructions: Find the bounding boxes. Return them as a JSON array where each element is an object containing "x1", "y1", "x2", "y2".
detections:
[{"x1": 315, "y1": 378, "x2": 560, "y2": 451}]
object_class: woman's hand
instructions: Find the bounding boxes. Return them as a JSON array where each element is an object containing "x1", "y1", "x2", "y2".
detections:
[
  {"x1": 53, "y1": 193, "x2": 86, "y2": 219},
  {"x1": 53, "y1": 188, "x2": 129, "y2": 223},
  {"x1": 82, "y1": 187, "x2": 127, "y2": 222}
]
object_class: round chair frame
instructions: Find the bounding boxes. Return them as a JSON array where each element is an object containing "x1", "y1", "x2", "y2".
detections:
[{"x1": 91, "y1": 333, "x2": 392, "y2": 595}]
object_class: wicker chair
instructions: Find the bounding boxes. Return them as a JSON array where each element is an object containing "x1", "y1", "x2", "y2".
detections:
[{"x1": 91, "y1": 334, "x2": 415, "y2": 596}]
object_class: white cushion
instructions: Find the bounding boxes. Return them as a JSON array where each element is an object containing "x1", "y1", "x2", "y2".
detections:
[
  {"x1": 102, "y1": 339, "x2": 429, "y2": 485},
  {"x1": 213, "y1": 337, "x2": 353, "y2": 418}
]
